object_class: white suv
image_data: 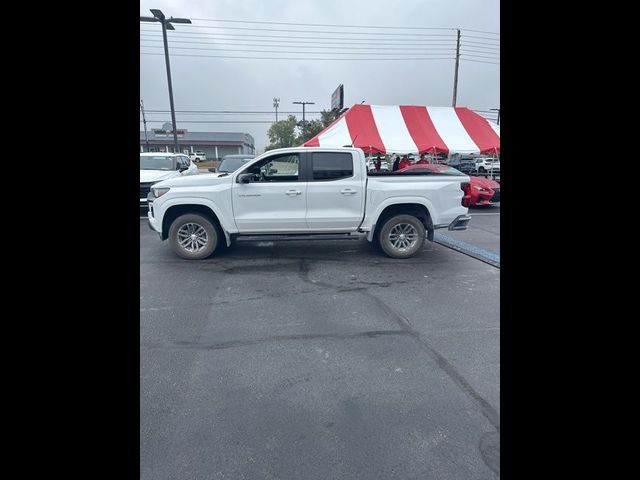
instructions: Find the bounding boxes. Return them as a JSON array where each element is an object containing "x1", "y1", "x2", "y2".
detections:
[
  {"x1": 475, "y1": 157, "x2": 500, "y2": 174},
  {"x1": 140, "y1": 153, "x2": 198, "y2": 208},
  {"x1": 189, "y1": 151, "x2": 207, "y2": 163}
]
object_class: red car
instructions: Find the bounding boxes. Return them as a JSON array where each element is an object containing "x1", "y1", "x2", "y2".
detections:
[{"x1": 397, "y1": 164, "x2": 500, "y2": 206}]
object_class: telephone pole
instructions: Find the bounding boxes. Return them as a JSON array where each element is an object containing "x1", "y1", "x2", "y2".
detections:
[
  {"x1": 452, "y1": 29, "x2": 461, "y2": 107},
  {"x1": 140, "y1": 9, "x2": 191, "y2": 152},
  {"x1": 140, "y1": 100, "x2": 149, "y2": 151},
  {"x1": 273, "y1": 97, "x2": 280, "y2": 122},
  {"x1": 293, "y1": 101, "x2": 315, "y2": 126}
]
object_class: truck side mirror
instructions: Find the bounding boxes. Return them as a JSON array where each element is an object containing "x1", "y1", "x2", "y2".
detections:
[{"x1": 237, "y1": 173, "x2": 252, "y2": 184}]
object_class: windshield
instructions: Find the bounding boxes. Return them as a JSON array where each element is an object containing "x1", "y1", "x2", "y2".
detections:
[
  {"x1": 219, "y1": 157, "x2": 251, "y2": 172},
  {"x1": 140, "y1": 155, "x2": 174, "y2": 171}
]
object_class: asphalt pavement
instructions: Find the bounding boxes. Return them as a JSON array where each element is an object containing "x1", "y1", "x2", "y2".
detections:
[{"x1": 140, "y1": 212, "x2": 500, "y2": 479}]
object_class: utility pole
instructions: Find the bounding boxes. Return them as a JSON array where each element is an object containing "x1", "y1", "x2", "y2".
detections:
[
  {"x1": 140, "y1": 9, "x2": 191, "y2": 153},
  {"x1": 491, "y1": 108, "x2": 500, "y2": 125},
  {"x1": 293, "y1": 101, "x2": 315, "y2": 126},
  {"x1": 140, "y1": 100, "x2": 149, "y2": 152},
  {"x1": 273, "y1": 97, "x2": 280, "y2": 122},
  {"x1": 452, "y1": 29, "x2": 461, "y2": 107}
]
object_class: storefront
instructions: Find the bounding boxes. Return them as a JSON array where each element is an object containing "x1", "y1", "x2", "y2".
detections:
[{"x1": 140, "y1": 125, "x2": 255, "y2": 161}]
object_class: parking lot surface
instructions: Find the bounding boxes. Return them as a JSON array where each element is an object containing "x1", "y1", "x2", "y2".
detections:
[{"x1": 140, "y1": 212, "x2": 500, "y2": 479}]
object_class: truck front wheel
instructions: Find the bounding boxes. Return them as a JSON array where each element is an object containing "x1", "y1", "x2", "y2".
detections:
[
  {"x1": 168, "y1": 213, "x2": 218, "y2": 260},
  {"x1": 378, "y1": 214, "x2": 425, "y2": 259}
]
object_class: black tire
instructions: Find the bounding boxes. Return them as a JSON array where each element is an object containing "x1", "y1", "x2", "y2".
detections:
[
  {"x1": 377, "y1": 214, "x2": 426, "y2": 259},
  {"x1": 478, "y1": 167, "x2": 486, "y2": 173},
  {"x1": 168, "y1": 213, "x2": 218, "y2": 260}
]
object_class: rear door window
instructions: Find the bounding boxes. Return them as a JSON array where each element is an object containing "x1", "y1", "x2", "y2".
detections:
[{"x1": 312, "y1": 152, "x2": 353, "y2": 181}]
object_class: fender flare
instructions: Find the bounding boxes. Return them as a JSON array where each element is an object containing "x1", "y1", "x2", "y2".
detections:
[
  {"x1": 158, "y1": 197, "x2": 236, "y2": 246},
  {"x1": 365, "y1": 196, "x2": 436, "y2": 242}
]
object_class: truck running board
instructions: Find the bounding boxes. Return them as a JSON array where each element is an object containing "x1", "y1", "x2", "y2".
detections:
[{"x1": 235, "y1": 233, "x2": 361, "y2": 242}]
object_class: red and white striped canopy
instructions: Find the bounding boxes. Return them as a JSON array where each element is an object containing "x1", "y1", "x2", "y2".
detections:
[{"x1": 304, "y1": 104, "x2": 500, "y2": 155}]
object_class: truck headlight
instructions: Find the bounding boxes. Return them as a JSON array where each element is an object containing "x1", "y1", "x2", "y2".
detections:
[{"x1": 152, "y1": 187, "x2": 170, "y2": 198}]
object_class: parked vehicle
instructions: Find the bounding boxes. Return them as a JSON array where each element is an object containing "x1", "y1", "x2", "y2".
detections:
[
  {"x1": 447, "y1": 156, "x2": 477, "y2": 175},
  {"x1": 366, "y1": 156, "x2": 390, "y2": 172},
  {"x1": 146, "y1": 147, "x2": 471, "y2": 260},
  {"x1": 140, "y1": 153, "x2": 198, "y2": 208},
  {"x1": 475, "y1": 157, "x2": 500, "y2": 174},
  {"x1": 188, "y1": 151, "x2": 207, "y2": 163},
  {"x1": 398, "y1": 164, "x2": 499, "y2": 206},
  {"x1": 209, "y1": 154, "x2": 255, "y2": 174}
]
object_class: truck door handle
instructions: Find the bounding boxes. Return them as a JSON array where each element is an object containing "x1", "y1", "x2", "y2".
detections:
[
  {"x1": 286, "y1": 189, "x2": 302, "y2": 196},
  {"x1": 340, "y1": 189, "x2": 357, "y2": 195}
]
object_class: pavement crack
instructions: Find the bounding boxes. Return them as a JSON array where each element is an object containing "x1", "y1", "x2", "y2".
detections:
[
  {"x1": 141, "y1": 330, "x2": 412, "y2": 351},
  {"x1": 365, "y1": 292, "x2": 500, "y2": 432}
]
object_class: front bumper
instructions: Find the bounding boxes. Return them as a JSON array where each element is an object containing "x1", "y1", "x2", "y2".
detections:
[
  {"x1": 448, "y1": 214, "x2": 472, "y2": 231},
  {"x1": 146, "y1": 192, "x2": 162, "y2": 236}
]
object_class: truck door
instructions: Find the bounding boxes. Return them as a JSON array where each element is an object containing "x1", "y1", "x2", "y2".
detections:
[
  {"x1": 232, "y1": 152, "x2": 308, "y2": 232},
  {"x1": 305, "y1": 151, "x2": 364, "y2": 231}
]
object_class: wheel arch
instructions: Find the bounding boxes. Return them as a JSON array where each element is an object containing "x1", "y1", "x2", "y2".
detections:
[
  {"x1": 161, "y1": 203, "x2": 231, "y2": 246},
  {"x1": 366, "y1": 200, "x2": 435, "y2": 242}
]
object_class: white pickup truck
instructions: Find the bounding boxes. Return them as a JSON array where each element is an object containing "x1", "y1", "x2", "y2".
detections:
[{"x1": 146, "y1": 147, "x2": 472, "y2": 259}]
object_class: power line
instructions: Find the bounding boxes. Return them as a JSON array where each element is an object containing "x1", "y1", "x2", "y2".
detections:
[
  {"x1": 459, "y1": 28, "x2": 499, "y2": 35},
  {"x1": 460, "y1": 53, "x2": 500, "y2": 60},
  {"x1": 145, "y1": 110, "x2": 324, "y2": 114},
  {"x1": 179, "y1": 24, "x2": 458, "y2": 37},
  {"x1": 141, "y1": 44, "x2": 457, "y2": 55},
  {"x1": 190, "y1": 17, "x2": 457, "y2": 31},
  {"x1": 141, "y1": 52, "x2": 456, "y2": 61},
  {"x1": 140, "y1": 36, "x2": 458, "y2": 50},
  {"x1": 460, "y1": 43, "x2": 500, "y2": 51},
  {"x1": 459, "y1": 34, "x2": 500, "y2": 42},
  {"x1": 140, "y1": 29, "x2": 460, "y2": 43},
  {"x1": 460, "y1": 49, "x2": 500, "y2": 57},
  {"x1": 140, "y1": 120, "x2": 285, "y2": 123},
  {"x1": 187, "y1": 17, "x2": 500, "y2": 36},
  {"x1": 461, "y1": 49, "x2": 500, "y2": 57},
  {"x1": 460, "y1": 58, "x2": 500, "y2": 65}
]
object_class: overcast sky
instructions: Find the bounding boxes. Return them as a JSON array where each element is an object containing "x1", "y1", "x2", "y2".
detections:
[{"x1": 140, "y1": 0, "x2": 499, "y2": 152}]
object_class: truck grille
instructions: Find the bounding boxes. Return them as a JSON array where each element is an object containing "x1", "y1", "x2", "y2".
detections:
[{"x1": 140, "y1": 183, "x2": 153, "y2": 200}]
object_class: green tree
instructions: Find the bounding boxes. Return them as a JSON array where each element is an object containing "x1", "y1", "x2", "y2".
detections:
[
  {"x1": 320, "y1": 109, "x2": 340, "y2": 127},
  {"x1": 265, "y1": 115, "x2": 298, "y2": 151},
  {"x1": 294, "y1": 109, "x2": 341, "y2": 145},
  {"x1": 295, "y1": 119, "x2": 325, "y2": 145}
]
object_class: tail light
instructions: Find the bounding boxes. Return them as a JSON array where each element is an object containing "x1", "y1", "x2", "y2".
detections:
[{"x1": 461, "y1": 182, "x2": 471, "y2": 207}]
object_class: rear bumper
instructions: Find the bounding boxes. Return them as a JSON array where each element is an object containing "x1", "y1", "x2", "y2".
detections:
[{"x1": 447, "y1": 214, "x2": 472, "y2": 231}]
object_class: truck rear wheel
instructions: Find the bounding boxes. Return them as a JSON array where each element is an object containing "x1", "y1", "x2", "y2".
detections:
[
  {"x1": 378, "y1": 214, "x2": 425, "y2": 259},
  {"x1": 168, "y1": 213, "x2": 218, "y2": 260}
]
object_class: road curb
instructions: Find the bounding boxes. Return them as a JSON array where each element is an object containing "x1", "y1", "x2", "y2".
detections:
[{"x1": 434, "y1": 233, "x2": 500, "y2": 268}]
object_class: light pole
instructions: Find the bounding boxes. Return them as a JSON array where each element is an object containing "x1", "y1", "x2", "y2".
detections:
[
  {"x1": 273, "y1": 97, "x2": 280, "y2": 122},
  {"x1": 293, "y1": 101, "x2": 315, "y2": 126},
  {"x1": 490, "y1": 108, "x2": 500, "y2": 125},
  {"x1": 140, "y1": 9, "x2": 191, "y2": 153},
  {"x1": 140, "y1": 100, "x2": 149, "y2": 152}
]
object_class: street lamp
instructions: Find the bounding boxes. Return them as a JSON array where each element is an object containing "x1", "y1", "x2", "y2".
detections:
[
  {"x1": 140, "y1": 9, "x2": 191, "y2": 152},
  {"x1": 293, "y1": 101, "x2": 315, "y2": 126},
  {"x1": 490, "y1": 108, "x2": 500, "y2": 125},
  {"x1": 273, "y1": 97, "x2": 280, "y2": 122}
]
